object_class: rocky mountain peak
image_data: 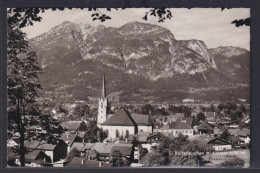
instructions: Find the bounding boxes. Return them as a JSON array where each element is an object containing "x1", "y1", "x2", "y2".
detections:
[{"x1": 210, "y1": 46, "x2": 249, "y2": 57}]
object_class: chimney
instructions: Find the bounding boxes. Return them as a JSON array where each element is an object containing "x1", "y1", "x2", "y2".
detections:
[
  {"x1": 99, "y1": 161, "x2": 102, "y2": 167},
  {"x1": 44, "y1": 158, "x2": 46, "y2": 162},
  {"x1": 83, "y1": 139, "x2": 85, "y2": 144},
  {"x1": 81, "y1": 159, "x2": 84, "y2": 165}
]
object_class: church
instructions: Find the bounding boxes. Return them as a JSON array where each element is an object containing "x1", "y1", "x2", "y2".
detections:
[{"x1": 97, "y1": 74, "x2": 153, "y2": 141}]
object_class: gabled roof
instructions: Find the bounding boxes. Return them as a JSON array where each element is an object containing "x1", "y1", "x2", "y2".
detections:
[
  {"x1": 25, "y1": 150, "x2": 42, "y2": 161},
  {"x1": 197, "y1": 121, "x2": 214, "y2": 131},
  {"x1": 236, "y1": 128, "x2": 250, "y2": 137},
  {"x1": 7, "y1": 147, "x2": 19, "y2": 159},
  {"x1": 77, "y1": 132, "x2": 86, "y2": 138},
  {"x1": 131, "y1": 114, "x2": 153, "y2": 126},
  {"x1": 61, "y1": 133, "x2": 77, "y2": 146},
  {"x1": 227, "y1": 128, "x2": 241, "y2": 135},
  {"x1": 70, "y1": 142, "x2": 95, "y2": 152},
  {"x1": 208, "y1": 138, "x2": 232, "y2": 145},
  {"x1": 111, "y1": 145, "x2": 133, "y2": 157},
  {"x1": 101, "y1": 109, "x2": 136, "y2": 126},
  {"x1": 160, "y1": 121, "x2": 192, "y2": 130},
  {"x1": 67, "y1": 157, "x2": 112, "y2": 167},
  {"x1": 182, "y1": 118, "x2": 193, "y2": 126},
  {"x1": 61, "y1": 121, "x2": 85, "y2": 131},
  {"x1": 25, "y1": 140, "x2": 56, "y2": 151},
  {"x1": 92, "y1": 143, "x2": 133, "y2": 156},
  {"x1": 229, "y1": 136, "x2": 242, "y2": 143}
]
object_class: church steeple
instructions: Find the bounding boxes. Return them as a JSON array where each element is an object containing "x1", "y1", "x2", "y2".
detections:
[
  {"x1": 97, "y1": 73, "x2": 108, "y2": 127},
  {"x1": 101, "y1": 73, "x2": 106, "y2": 99}
]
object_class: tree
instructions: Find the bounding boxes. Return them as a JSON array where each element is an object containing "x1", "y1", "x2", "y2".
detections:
[
  {"x1": 196, "y1": 113, "x2": 206, "y2": 122},
  {"x1": 219, "y1": 129, "x2": 230, "y2": 141},
  {"x1": 109, "y1": 150, "x2": 129, "y2": 167},
  {"x1": 7, "y1": 20, "x2": 43, "y2": 166},
  {"x1": 140, "y1": 104, "x2": 155, "y2": 115},
  {"x1": 141, "y1": 152, "x2": 165, "y2": 166},
  {"x1": 218, "y1": 155, "x2": 244, "y2": 167},
  {"x1": 139, "y1": 145, "x2": 148, "y2": 161},
  {"x1": 83, "y1": 120, "x2": 107, "y2": 142}
]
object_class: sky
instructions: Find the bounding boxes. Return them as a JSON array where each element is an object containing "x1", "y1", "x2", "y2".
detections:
[{"x1": 22, "y1": 8, "x2": 250, "y2": 50}]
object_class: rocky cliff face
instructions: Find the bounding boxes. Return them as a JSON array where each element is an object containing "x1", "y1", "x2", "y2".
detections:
[
  {"x1": 209, "y1": 46, "x2": 250, "y2": 83},
  {"x1": 29, "y1": 21, "x2": 249, "y2": 103}
]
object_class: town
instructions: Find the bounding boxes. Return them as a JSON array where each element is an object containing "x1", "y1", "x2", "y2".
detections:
[{"x1": 7, "y1": 74, "x2": 250, "y2": 167}]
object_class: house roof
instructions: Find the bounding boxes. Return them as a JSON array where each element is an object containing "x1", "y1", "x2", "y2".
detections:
[
  {"x1": 227, "y1": 128, "x2": 241, "y2": 135},
  {"x1": 229, "y1": 136, "x2": 242, "y2": 143},
  {"x1": 101, "y1": 109, "x2": 136, "y2": 126},
  {"x1": 182, "y1": 118, "x2": 193, "y2": 126},
  {"x1": 131, "y1": 114, "x2": 153, "y2": 126},
  {"x1": 61, "y1": 121, "x2": 83, "y2": 131},
  {"x1": 208, "y1": 138, "x2": 232, "y2": 145},
  {"x1": 236, "y1": 128, "x2": 250, "y2": 137},
  {"x1": 77, "y1": 132, "x2": 86, "y2": 138},
  {"x1": 70, "y1": 142, "x2": 95, "y2": 152},
  {"x1": 25, "y1": 150, "x2": 42, "y2": 161},
  {"x1": 24, "y1": 140, "x2": 56, "y2": 151},
  {"x1": 7, "y1": 147, "x2": 19, "y2": 159},
  {"x1": 160, "y1": 121, "x2": 192, "y2": 130},
  {"x1": 61, "y1": 133, "x2": 77, "y2": 146},
  {"x1": 138, "y1": 132, "x2": 151, "y2": 142},
  {"x1": 214, "y1": 127, "x2": 224, "y2": 135},
  {"x1": 92, "y1": 143, "x2": 133, "y2": 156},
  {"x1": 189, "y1": 136, "x2": 214, "y2": 148},
  {"x1": 67, "y1": 157, "x2": 112, "y2": 167},
  {"x1": 111, "y1": 145, "x2": 133, "y2": 157},
  {"x1": 197, "y1": 121, "x2": 214, "y2": 131}
]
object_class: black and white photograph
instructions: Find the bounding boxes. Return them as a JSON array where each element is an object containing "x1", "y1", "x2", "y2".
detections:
[{"x1": 7, "y1": 8, "x2": 250, "y2": 168}]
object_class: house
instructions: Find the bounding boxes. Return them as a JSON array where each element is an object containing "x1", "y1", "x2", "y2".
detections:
[
  {"x1": 7, "y1": 138, "x2": 19, "y2": 147},
  {"x1": 24, "y1": 150, "x2": 52, "y2": 167},
  {"x1": 197, "y1": 121, "x2": 214, "y2": 134},
  {"x1": 229, "y1": 136, "x2": 243, "y2": 147},
  {"x1": 189, "y1": 136, "x2": 232, "y2": 152},
  {"x1": 70, "y1": 142, "x2": 95, "y2": 156},
  {"x1": 60, "y1": 133, "x2": 77, "y2": 153},
  {"x1": 91, "y1": 143, "x2": 134, "y2": 162},
  {"x1": 139, "y1": 132, "x2": 165, "y2": 152},
  {"x1": 66, "y1": 157, "x2": 112, "y2": 167},
  {"x1": 213, "y1": 127, "x2": 224, "y2": 136},
  {"x1": 204, "y1": 112, "x2": 216, "y2": 123},
  {"x1": 158, "y1": 121, "x2": 193, "y2": 137},
  {"x1": 7, "y1": 147, "x2": 20, "y2": 166},
  {"x1": 207, "y1": 138, "x2": 232, "y2": 151},
  {"x1": 181, "y1": 117, "x2": 193, "y2": 127},
  {"x1": 235, "y1": 128, "x2": 250, "y2": 144},
  {"x1": 24, "y1": 140, "x2": 67, "y2": 163}
]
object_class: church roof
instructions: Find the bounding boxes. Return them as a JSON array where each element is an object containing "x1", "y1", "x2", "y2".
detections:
[
  {"x1": 101, "y1": 109, "x2": 136, "y2": 126},
  {"x1": 131, "y1": 114, "x2": 153, "y2": 126}
]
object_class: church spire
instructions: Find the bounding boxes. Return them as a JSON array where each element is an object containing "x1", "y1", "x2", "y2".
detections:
[{"x1": 101, "y1": 73, "x2": 106, "y2": 99}]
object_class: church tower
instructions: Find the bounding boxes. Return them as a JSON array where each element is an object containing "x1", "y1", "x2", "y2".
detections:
[{"x1": 97, "y1": 74, "x2": 108, "y2": 127}]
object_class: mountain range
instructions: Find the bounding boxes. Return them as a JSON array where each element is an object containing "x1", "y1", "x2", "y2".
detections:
[{"x1": 29, "y1": 21, "x2": 250, "y2": 104}]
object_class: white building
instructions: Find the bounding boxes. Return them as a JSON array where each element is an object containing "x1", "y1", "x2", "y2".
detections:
[{"x1": 97, "y1": 74, "x2": 153, "y2": 140}]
